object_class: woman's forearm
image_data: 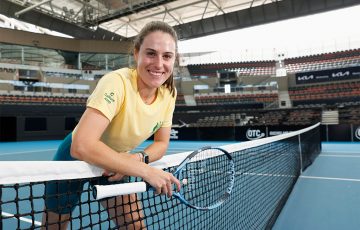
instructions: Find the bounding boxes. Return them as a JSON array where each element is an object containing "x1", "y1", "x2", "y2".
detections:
[{"x1": 71, "y1": 139, "x2": 150, "y2": 179}]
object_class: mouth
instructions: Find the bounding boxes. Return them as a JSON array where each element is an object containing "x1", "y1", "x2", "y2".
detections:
[{"x1": 148, "y1": 70, "x2": 164, "y2": 77}]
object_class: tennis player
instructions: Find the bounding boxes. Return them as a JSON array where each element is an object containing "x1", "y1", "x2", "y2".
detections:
[{"x1": 42, "y1": 21, "x2": 181, "y2": 230}]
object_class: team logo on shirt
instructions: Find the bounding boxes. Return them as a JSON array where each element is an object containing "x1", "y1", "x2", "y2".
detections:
[
  {"x1": 152, "y1": 121, "x2": 163, "y2": 134},
  {"x1": 104, "y1": 92, "x2": 115, "y2": 104}
]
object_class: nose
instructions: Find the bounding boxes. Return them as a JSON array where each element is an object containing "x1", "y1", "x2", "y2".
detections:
[{"x1": 153, "y1": 55, "x2": 163, "y2": 68}]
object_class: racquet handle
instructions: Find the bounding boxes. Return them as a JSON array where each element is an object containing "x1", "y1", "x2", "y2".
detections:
[
  {"x1": 94, "y1": 182, "x2": 147, "y2": 200},
  {"x1": 94, "y1": 179, "x2": 185, "y2": 200}
]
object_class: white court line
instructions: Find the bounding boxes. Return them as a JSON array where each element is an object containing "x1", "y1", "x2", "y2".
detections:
[
  {"x1": 1, "y1": 212, "x2": 41, "y2": 226},
  {"x1": 322, "y1": 151, "x2": 360, "y2": 154},
  {"x1": 0, "y1": 149, "x2": 57, "y2": 156},
  {"x1": 238, "y1": 172, "x2": 360, "y2": 182},
  {"x1": 319, "y1": 154, "x2": 360, "y2": 158},
  {"x1": 300, "y1": 175, "x2": 360, "y2": 182}
]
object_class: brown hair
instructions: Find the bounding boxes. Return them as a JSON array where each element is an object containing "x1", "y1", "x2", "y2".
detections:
[{"x1": 133, "y1": 21, "x2": 178, "y2": 97}]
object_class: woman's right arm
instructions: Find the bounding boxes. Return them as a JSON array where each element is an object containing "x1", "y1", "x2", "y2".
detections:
[{"x1": 71, "y1": 107, "x2": 180, "y2": 196}]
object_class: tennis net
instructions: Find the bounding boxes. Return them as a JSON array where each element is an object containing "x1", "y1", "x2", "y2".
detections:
[{"x1": 0, "y1": 123, "x2": 321, "y2": 229}]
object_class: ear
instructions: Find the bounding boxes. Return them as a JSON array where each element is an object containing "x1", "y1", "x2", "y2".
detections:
[{"x1": 133, "y1": 49, "x2": 139, "y2": 62}]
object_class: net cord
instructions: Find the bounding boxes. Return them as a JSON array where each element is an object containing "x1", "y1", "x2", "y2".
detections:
[
  {"x1": 0, "y1": 123, "x2": 320, "y2": 185},
  {"x1": 95, "y1": 148, "x2": 235, "y2": 203}
]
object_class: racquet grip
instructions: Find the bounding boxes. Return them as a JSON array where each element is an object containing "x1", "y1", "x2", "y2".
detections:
[{"x1": 94, "y1": 182, "x2": 147, "y2": 200}]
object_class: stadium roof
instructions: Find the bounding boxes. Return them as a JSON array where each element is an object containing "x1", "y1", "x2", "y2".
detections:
[{"x1": 1, "y1": 0, "x2": 359, "y2": 41}]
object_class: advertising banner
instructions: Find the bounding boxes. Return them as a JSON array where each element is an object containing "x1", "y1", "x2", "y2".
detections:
[
  {"x1": 353, "y1": 125, "x2": 360, "y2": 142},
  {"x1": 235, "y1": 126, "x2": 267, "y2": 141},
  {"x1": 295, "y1": 66, "x2": 360, "y2": 84},
  {"x1": 170, "y1": 127, "x2": 198, "y2": 140},
  {"x1": 327, "y1": 124, "x2": 352, "y2": 141},
  {"x1": 198, "y1": 127, "x2": 235, "y2": 140},
  {"x1": 171, "y1": 125, "x2": 358, "y2": 142},
  {"x1": 267, "y1": 125, "x2": 306, "y2": 137}
]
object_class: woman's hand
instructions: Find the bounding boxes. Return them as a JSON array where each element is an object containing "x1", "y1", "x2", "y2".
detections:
[
  {"x1": 102, "y1": 170, "x2": 125, "y2": 182},
  {"x1": 144, "y1": 167, "x2": 181, "y2": 198},
  {"x1": 103, "y1": 153, "x2": 141, "y2": 182}
]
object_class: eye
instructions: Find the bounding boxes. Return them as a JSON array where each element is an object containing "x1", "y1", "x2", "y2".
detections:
[
  {"x1": 146, "y1": 51, "x2": 156, "y2": 57},
  {"x1": 163, "y1": 54, "x2": 173, "y2": 60}
]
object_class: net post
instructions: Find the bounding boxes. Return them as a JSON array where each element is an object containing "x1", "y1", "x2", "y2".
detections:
[{"x1": 298, "y1": 134, "x2": 303, "y2": 174}]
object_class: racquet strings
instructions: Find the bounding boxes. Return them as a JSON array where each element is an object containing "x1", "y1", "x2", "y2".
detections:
[{"x1": 179, "y1": 148, "x2": 233, "y2": 208}]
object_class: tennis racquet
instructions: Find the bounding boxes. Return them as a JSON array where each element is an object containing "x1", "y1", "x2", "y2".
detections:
[{"x1": 93, "y1": 146, "x2": 235, "y2": 210}]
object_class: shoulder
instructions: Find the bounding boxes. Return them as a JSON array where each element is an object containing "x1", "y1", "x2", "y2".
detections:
[
  {"x1": 101, "y1": 68, "x2": 133, "y2": 81},
  {"x1": 158, "y1": 85, "x2": 177, "y2": 100},
  {"x1": 112, "y1": 67, "x2": 134, "y2": 77},
  {"x1": 96, "y1": 68, "x2": 136, "y2": 90}
]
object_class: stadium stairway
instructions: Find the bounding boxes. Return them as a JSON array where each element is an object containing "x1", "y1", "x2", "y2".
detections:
[
  {"x1": 184, "y1": 95, "x2": 197, "y2": 106},
  {"x1": 321, "y1": 110, "x2": 339, "y2": 124},
  {"x1": 278, "y1": 91, "x2": 292, "y2": 108}
]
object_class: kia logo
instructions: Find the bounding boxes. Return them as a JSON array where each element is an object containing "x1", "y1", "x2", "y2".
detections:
[
  {"x1": 332, "y1": 71, "x2": 350, "y2": 77},
  {"x1": 298, "y1": 75, "x2": 314, "y2": 81},
  {"x1": 246, "y1": 129, "x2": 265, "y2": 140}
]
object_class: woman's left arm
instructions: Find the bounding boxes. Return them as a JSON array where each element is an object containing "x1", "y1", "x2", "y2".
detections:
[
  {"x1": 142, "y1": 90, "x2": 176, "y2": 163},
  {"x1": 142, "y1": 127, "x2": 171, "y2": 163}
]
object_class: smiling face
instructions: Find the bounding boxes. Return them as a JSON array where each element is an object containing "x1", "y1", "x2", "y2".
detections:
[{"x1": 134, "y1": 31, "x2": 176, "y2": 90}]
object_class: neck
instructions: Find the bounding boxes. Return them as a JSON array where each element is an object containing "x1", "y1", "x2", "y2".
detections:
[
  {"x1": 137, "y1": 76, "x2": 158, "y2": 104},
  {"x1": 138, "y1": 87, "x2": 157, "y2": 104},
  {"x1": 140, "y1": 91, "x2": 156, "y2": 104}
]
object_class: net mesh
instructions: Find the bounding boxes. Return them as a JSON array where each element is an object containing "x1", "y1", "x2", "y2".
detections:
[{"x1": 0, "y1": 123, "x2": 321, "y2": 229}]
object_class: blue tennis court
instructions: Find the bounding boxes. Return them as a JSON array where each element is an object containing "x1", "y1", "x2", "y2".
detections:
[
  {"x1": 1, "y1": 140, "x2": 359, "y2": 229},
  {"x1": 274, "y1": 142, "x2": 360, "y2": 230}
]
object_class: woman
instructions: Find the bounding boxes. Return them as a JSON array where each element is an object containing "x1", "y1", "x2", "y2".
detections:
[{"x1": 42, "y1": 21, "x2": 181, "y2": 230}]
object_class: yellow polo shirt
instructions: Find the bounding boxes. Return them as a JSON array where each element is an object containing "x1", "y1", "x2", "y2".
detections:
[{"x1": 84, "y1": 68, "x2": 176, "y2": 152}]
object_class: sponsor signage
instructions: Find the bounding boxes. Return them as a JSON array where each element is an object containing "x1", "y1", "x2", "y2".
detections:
[
  {"x1": 171, "y1": 125, "x2": 358, "y2": 142},
  {"x1": 354, "y1": 126, "x2": 360, "y2": 142},
  {"x1": 295, "y1": 66, "x2": 360, "y2": 84},
  {"x1": 170, "y1": 129, "x2": 179, "y2": 140},
  {"x1": 235, "y1": 127, "x2": 267, "y2": 141},
  {"x1": 268, "y1": 130, "x2": 290, "y2": 136},
  {"x1": 236, "y1": 126, "x2": 306, "y2": 141},
  {"x1": 267, "y1": 126, "x2": 306, "y2": 137},
  {"x1": 246, "y1": 128, "x2": 266, "y2": 140},
  {"x1": 170, "y1": 127, "x2": 198, "y2": 140}
]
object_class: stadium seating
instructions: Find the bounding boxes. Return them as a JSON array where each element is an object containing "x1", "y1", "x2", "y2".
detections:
[
  {"x1": 289, "y1": 81, "x2": 360, "y2": 106},
  {"x1": 0, "y1": 92, "x2": 87, "y2": 105},
  {"x1": 1, "y1": 46, "x2": 359, "y2": 127}
]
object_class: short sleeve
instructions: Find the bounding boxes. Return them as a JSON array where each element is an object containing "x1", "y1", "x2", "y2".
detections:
[
  {"x1": 86, "y1": 73, "x2": 124, "y2": 121},
  {"x1": 162, "y1": 89, "x2": 177, "y2": 127}
]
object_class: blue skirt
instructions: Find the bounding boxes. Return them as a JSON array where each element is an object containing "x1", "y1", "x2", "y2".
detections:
[{"x1": 44, "y1": 133, "x2": 131, "y2": 214}]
